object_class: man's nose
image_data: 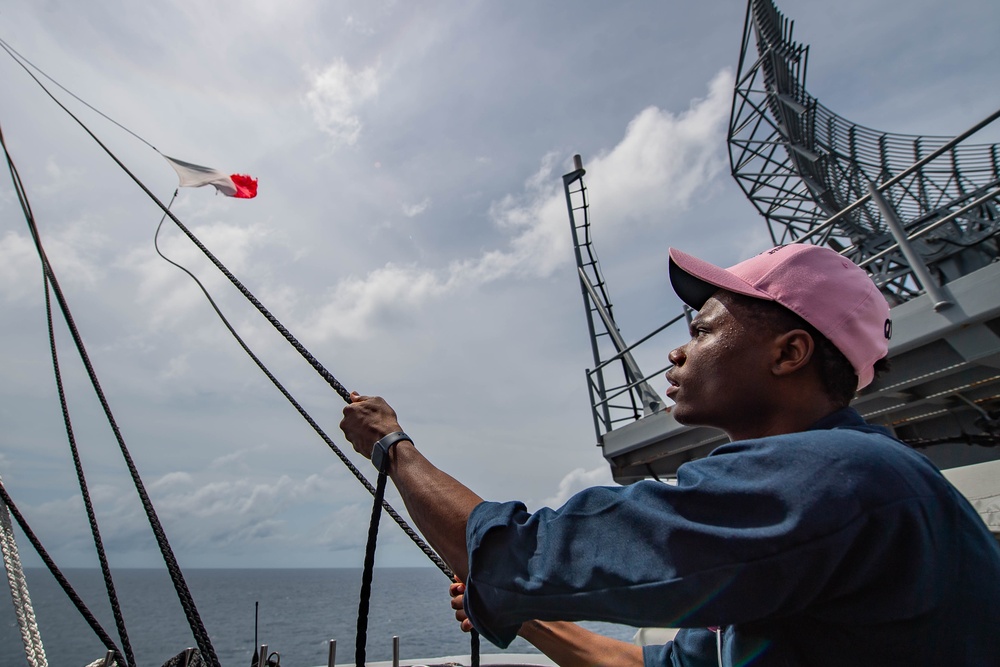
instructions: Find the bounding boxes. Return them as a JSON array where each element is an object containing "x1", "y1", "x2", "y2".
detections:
[{"x1": 668, "y1": 346, "x2": 685, "y2": 366}]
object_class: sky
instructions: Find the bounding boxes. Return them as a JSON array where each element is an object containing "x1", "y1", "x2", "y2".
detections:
[{"x1": 1, "y1": 0, "x2": 999, "y2": 575}]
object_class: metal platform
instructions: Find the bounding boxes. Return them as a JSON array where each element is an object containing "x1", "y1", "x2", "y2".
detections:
[{"x1": 596, "y1": 259, "x2": 1000, "y2": 483}]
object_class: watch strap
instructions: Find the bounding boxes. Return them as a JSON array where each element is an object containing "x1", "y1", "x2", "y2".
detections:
[{"x1": 371, "y1": 431, "x2": 411, "y2": 471}]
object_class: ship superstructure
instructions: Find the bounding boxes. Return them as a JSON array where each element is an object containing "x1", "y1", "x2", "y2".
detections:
[{"x1": 564, "y1": 0, "x2": 1000, "y2": 496}]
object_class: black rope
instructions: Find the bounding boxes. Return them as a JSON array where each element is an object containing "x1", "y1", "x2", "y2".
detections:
[
  {"x1": 0, "y1": 482, "x2": 126, "y2": 665},
  {"x1": 0, "y1": 122, "x2": 222, "y2": 667},
  {"x1": 44, "y1": 280, "x2": 136, "y2": 667},
  {"x1": 5, "y1": 27, "x2": 455, "y2": 576},
  {"x1": 5, "y1": 42, "x2": 482, "y2": 666},
  {"x1": 152, "y1": 200, "x2": 454, "y2": 577},
  {"x1": 0, "y1": 37, "x2": 158, "y2": 152},
  {"x1": 156, "y1": 206, "x2": 482, "y2": 667},
  {"x1": 355, "y1": 463, "x2": 392, "y2": 667},
  {"x1": 353, "y1": 449, "x2": 480, "y2": 667},
  {"x1": 0, "y1": 35, "x2": 352, "y2": 405}
]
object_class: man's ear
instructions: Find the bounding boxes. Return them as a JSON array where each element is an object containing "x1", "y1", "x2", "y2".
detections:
[{"x1": 771, "y1": 329, "x2": 815, "y2": 377}]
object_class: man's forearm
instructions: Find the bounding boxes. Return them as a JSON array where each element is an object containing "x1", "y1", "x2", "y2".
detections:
[
  {"x1": 387, "y1": 440, "x2": 483, "y2": 582},
  {"x1": 339, "y1": 393, "x2": 483, "y2": 580},
  {"x1": 518, "y1": 620, "x2": 644, "y2": 667}
]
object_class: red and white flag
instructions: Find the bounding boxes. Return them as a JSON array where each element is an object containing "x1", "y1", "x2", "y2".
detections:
[{"x1": 164, "y1": 155, "x2": 258, "y2": 199}]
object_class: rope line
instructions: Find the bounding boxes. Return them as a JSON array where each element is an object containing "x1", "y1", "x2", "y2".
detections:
[
  {"x1": 353, "y1": 451, "x2": 479, "y2": 667},
  {"x1": 0, "y1": 475, "x2": 48, "y2": 667},
  {"x1": 155, "y1": 206, "x2": 482, "y2": 666},
  {"x1": 5, "y1": 34, "x2": 452, "y2": 575},
  {"x1": 0, "y1": 37, "x2": 156, "y2": 151},
  {"x1": 0, "y1": 481, "x2": 125, "y2": 664},
  {"x1": 1, "y1": 34, "x2": 352, "y2": 404},
  {"x1": 0, "y1": 122, "x2": 221, "y2": 667},
  {"x1": 44, "y1": 281, "x2": 136, "y2": 667},
  {"x1": 355, "y1": 465, "x2": 391, "y2": 667},
  {"x1": 153, "y1": 203, "x2": 454, "y2": 577},
  {"x1": 5, "y1": 39, "x2": 483, "y2": 667}
]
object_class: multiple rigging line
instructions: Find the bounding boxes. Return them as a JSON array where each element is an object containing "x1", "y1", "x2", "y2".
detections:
[{"x1": 0, "y1": 35, "x2": 479, "y2": 667}]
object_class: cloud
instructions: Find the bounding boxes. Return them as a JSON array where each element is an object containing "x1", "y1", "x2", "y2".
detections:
[
  {"x1": 538, "y1": 465, "x2": 615, "y2": 509},
  {"x1": 120, "y1": 219, "x2": 274, "y2": 328},
  {"x1": 60, "y1": 467, "x2": 348, "y2": 558},
  {"x1": 306, "y1": 262, "x2": 457, "y2": 341},
  {"x1": 304, "y1": 59, "x2": 381, "y2": 146},
  {"x1": 402, "y1": 197, "x2": 431, "y2": 218},
  {"x1": 344, "y1": 15, "x2": 376, "y2": 36},
  {"x1": 303, "y1": 69, "x2": 734, "y2": 341},
  {"x1": 0, "y1": 219, "x2": 111, "y2": 304},
  {"x1": 315, "y1": 503, "x2": 376, "y2": 552},
  {"x1": 151, "y1": 471, "x2": 194, "y2": 489},
  {"x1": 0, "y1": 231, "x2": 41, "y2": 303}
]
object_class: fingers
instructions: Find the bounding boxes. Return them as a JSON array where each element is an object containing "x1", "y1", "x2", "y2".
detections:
[
  {"x1": 339, "y1": 394, "x2": 404, "y2": 459},
  {"x1": 450, "y1": 582, "x2": 465, "y2": 610},
  {"x1": 450, "y1": 580, "x2": 472, "y2": 632}
]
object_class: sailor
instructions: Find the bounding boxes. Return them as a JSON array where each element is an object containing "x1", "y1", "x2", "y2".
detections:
[{"x1": 340, "y1": 243, "x2": 1000, "y2": 666}]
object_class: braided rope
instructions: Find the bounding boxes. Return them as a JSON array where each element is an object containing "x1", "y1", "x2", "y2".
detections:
[
  {"x1": 3, "y1": 34, "x2": 353, "y2": 405},
  {"x1": 6, "y1": 47, "x2": 481, "y2": 666},
  {"x1": 0, "y1": 477, "x2": 48, "y2": 667},
  {"x1": 44, "y1": 282, "x2": 136, "y2": 667},
  {"x1": 355, "y1": 466, "x2": 391, "y2": 667},
  {"x1": 2, "y1": 123, "x2": 125, "y2": 667},
  {"x1": 1, "y1": 124, "x2": 221, "y2": 667},
  {"x1": 354, "y1": 449, "x2": 479, "y2": 667},
  {"x1": 38, "y1": 251, "x2": 221, "y2": 667},
  {"x1": 82, "y1": 658, "x2": 120, "y2": 667},
  {"x1": 153, "y1": 213, "x2": 454, "y2": 578},
  {"x1": 7, "y1": 37, "x2": 454, "y2": 578},
  {"x1": 0, "y1": 482, "x2": 125, "y2": 663}
]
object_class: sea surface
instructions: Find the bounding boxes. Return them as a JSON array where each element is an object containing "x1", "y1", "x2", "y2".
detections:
[{"x1": 0, "y1": 568, "x2": 638, "y2": 667}]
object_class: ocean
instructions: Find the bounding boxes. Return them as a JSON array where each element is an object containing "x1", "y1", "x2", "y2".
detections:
[{"x1": 0, "y1": 568, "x2": 638, "y2": 667}]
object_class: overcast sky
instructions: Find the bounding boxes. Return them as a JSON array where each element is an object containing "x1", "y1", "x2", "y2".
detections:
[{"x1": 2, "y1": 0, "x2": 999, "y2": 573}]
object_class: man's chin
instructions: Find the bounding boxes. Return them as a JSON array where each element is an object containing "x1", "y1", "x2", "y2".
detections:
[
  {"x1": 670, "y1": 406, "x2": 693, "y2": 425},
  {"x1": 670, "y1": 405, "x2": 705, "y2": 428}
]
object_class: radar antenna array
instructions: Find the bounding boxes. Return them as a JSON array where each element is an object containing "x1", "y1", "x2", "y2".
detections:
[{"x1": 729, "y1": 0, "x2": 1000, "y2": 304}]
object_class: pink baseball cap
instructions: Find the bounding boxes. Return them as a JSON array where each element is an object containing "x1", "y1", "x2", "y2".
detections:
[{"x1": 668, "y1": 244, "x2": 891, "y2": 389}]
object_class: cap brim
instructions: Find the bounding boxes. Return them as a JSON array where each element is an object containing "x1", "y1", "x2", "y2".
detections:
[{"x1": 668, "y1": 247, "x2": 773, "y2": 310}]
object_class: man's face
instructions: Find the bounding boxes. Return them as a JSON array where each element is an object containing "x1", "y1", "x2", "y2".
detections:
[{"x1": 665, "y1": 292, "x2": 775, "y2": 438}]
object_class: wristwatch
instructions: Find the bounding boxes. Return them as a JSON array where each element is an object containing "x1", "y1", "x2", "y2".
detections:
[{"x1": 371, "y1": 431, "x2": 412, "y2": 471}]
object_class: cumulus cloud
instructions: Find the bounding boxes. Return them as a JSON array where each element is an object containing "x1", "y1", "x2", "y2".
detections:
[
  {"x1": 305, "y1": 69, "x2": 734, "y2": 340},
  {"x1": 26, "y1": 466, "x2": 352, "y2": 562},
  {"x1": 304, "y1": 59, "x2": 381, "y2": 146},
  {"x1": 306, "y1": 262, "x2": 458, "y2": 341},
  {"x1": 121, "y1": 220, "x2": 273, "y2": 328},
  {"x1": 537, "y1": 465, "x2": 615, "y2": 509}
]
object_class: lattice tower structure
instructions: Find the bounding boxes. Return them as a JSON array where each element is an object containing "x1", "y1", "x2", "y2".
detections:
[{"x1": 730, "y1": 0, "x2": 1000, "y2": 305}]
